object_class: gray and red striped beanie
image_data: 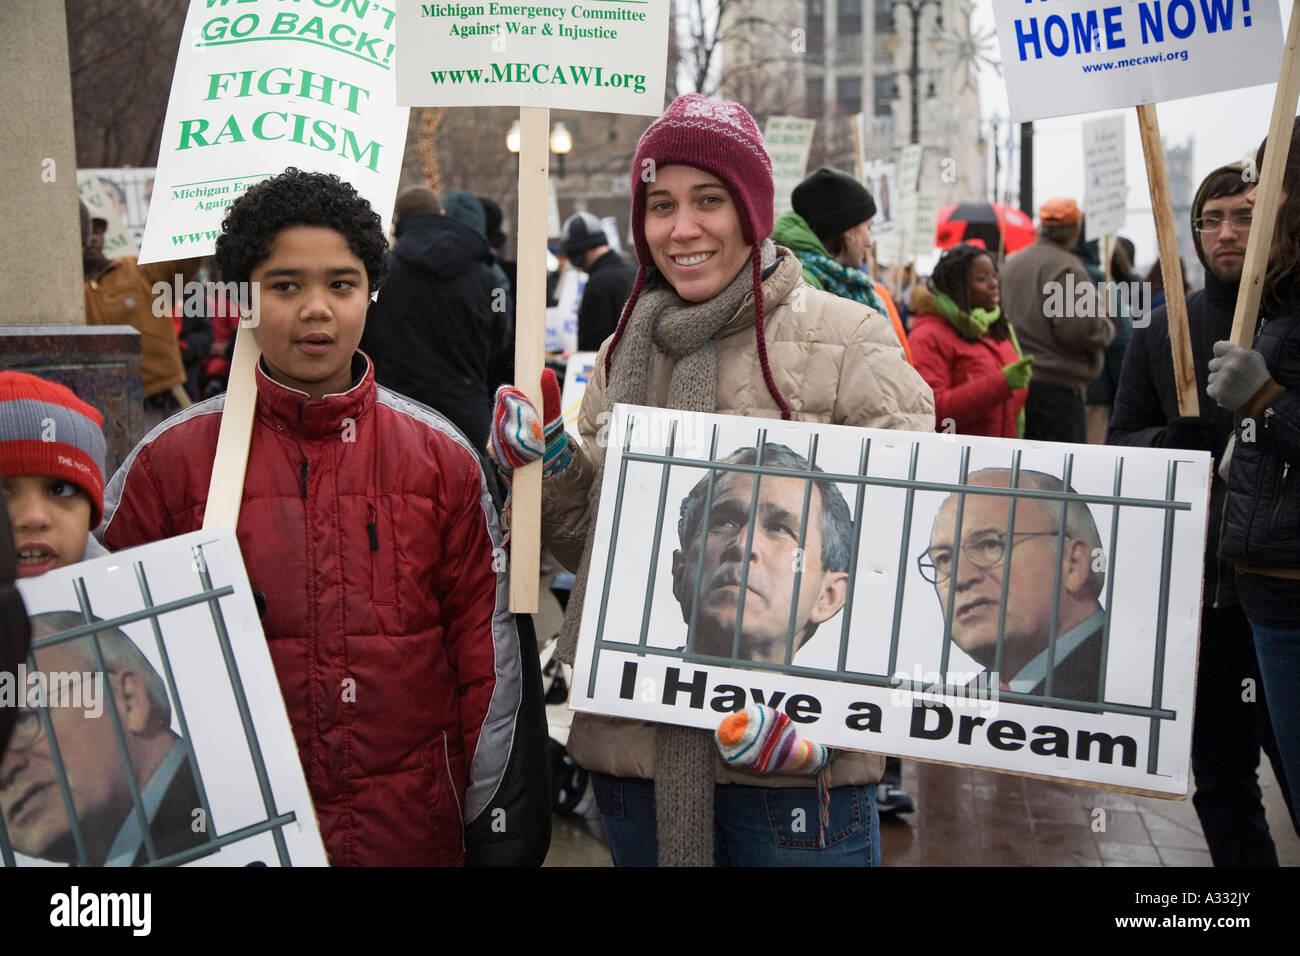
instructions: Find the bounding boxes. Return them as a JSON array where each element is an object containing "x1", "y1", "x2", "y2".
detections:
[
  {"x1": 0, "y1": 371, "x2": 106, "y2": 526},
  {"x1": 606, "y1": 94, "x2": 790, "y2": 418}
]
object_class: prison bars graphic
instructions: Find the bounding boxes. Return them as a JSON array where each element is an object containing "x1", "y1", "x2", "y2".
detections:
[
  {"x1": 584, "y1": 415, "x2": 1192, "y2": 774},
  {"x1": 0, "y1": 542, "x2": 296, "y2": 867}
]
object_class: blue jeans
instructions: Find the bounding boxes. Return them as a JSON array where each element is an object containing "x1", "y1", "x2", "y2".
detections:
[
  {"x1": 591, "y1": 774, "x2": 880, "y2": 867},
  {"x1": 1250, "y1": 618, "x2": 1300, "y2": 830}
]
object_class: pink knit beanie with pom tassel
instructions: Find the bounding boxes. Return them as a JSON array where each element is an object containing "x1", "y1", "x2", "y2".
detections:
[{"x1": 604, "y1": 94, "x2": 791, "y2": 419}]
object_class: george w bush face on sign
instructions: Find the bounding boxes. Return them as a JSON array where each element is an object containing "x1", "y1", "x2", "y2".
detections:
[{"x1": 671, "y1": 445, "x2": 853, "y2": 665}]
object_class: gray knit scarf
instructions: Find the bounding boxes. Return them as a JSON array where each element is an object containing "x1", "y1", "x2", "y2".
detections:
[{"x1": 556, "y1": 240, "x2": 777, "y2": 866}]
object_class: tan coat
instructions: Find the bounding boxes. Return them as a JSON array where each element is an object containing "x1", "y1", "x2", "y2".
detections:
[
  {"x1": 544, "y1": 249, "x2": 935, "y2": 788},
  {"x1": 84, "y1": 257, "x2": 196, "y2": 399}
]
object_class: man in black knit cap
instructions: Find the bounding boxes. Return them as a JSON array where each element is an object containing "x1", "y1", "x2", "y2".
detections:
[{"x1": 561, "y1": 211, "x2": 637, "y2": 352}]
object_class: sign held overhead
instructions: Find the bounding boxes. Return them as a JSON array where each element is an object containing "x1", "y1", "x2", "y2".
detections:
[
  {"x1": 396, "y1": 0, "x2": 669, "y2": 114},
  {"x1": 993, "y1": 0, "x2": 1284, "y2": 121}
]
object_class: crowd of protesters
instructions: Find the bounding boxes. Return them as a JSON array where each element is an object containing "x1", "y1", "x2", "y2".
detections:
[{"x1": 3, "y1": 90, "x2": 1299, "y2": 869}]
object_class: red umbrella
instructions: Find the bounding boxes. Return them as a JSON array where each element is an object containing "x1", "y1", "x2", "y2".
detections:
[{"x1": 935, "y1": 202, "x2": 1036, "y2": 256}]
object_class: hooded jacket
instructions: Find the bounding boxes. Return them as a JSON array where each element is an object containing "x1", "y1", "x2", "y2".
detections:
[
  {"x1": 361, "y1": 212, "x2": 510, "y2": 452},
  {"x1": 1106, "y1": 163, "x2": 1250, "y2": 605},
  {"x1": 770, "y1": 210, "x2": 912, "y2": 363},
  {"x1": 101, "y1": 356, "x2": 550, "y2": 866},
  {"x1": 541, "y1": 249, "x2": 935, "y2": 788},
  {"x1": 906, "y1": 283, "x2": 1027, "y2": 438}
]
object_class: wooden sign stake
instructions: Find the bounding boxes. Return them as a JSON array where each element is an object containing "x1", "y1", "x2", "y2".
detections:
[
  {"x1": 509, "y1": 105, "x2": 549, "y2": 613},
  {"x1": 203, "y1": 326, "x2": 261, "y2": 530},
  {"x1": 1230, "y1": 0, "x2": 1300, "y2": 348},
  {"x1": 1136, "y1": 103, "x2": 1198, "y2": 417},
  {"x1": 1102, "y1": 233, "x2": 1112, "y2": 319}
]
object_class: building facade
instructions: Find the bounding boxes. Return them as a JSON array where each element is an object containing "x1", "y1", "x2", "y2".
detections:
[{"x1": 721, "y1": 0, "x2": 986, "y2": 206}]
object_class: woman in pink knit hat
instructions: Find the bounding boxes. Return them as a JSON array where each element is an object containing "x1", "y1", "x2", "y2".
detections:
[{"x1": 490, "y1": 94, "x2": 934, "y2": 867}]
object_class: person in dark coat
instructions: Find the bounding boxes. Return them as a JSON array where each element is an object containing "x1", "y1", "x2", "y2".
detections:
[
  {"x1": 361, "y1": 186, "x2": 510, "y2": 453},
  {"x1": 561, "y1": 211, "x2": 637, "y2": 352},
  {"x1": 1108, "y1": 160, "x2": 1296, "y2": 864},
  {"x1": 1208, "y1": 119, "x2": 1300, "y2": 833}
]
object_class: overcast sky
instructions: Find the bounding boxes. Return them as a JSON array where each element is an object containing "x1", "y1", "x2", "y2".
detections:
[{"x1": 969, "y1": 0, "x2": 1297, "y2": 270}]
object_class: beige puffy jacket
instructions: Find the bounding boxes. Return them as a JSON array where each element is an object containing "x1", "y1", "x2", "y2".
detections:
[{"x1": 545, "y1": 249, "x2": 935, "y2": 788}]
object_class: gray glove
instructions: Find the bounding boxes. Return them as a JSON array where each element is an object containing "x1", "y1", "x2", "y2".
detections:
[{"x1": 1207, "y1": 341, "x2": 1271, "y2": 413}]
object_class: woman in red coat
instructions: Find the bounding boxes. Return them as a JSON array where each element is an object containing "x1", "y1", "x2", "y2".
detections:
[{"x1": 909, "y1": 243, "x2": 1033, "y2": 438}]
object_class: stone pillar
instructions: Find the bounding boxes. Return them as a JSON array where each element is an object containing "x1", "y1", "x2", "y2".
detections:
[
  {"x1": 0, "y1": 327, "x2": 144, "y2": 479},
  {"x1": 0, "y1": 1, "x2": 83, "y2": 326}
]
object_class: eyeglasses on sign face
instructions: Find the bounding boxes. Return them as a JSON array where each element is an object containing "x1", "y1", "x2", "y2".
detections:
[
  {"x1": 1192, "y1": 212, "x2": 1253, "y2": 234},
  {"x1": 917, "y1": 530, "x2": 1059, "y2": 585}
]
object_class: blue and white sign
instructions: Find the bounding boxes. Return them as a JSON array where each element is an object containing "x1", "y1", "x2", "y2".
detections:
[{"x1": 993, "y1": 0, "x2": 1284, "y2": 121}]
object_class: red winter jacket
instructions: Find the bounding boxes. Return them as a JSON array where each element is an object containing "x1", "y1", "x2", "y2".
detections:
[
  {"x1": 909, "y1": 311, "x2": 1027, "y2": 438},
  {"x1": 102, "y1": 355, "x2": 528, "y2": 866}
]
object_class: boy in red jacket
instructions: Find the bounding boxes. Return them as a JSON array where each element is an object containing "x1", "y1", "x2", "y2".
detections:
[{"x1": 101, "y1": 169, "x2": 548, "y2": 866}]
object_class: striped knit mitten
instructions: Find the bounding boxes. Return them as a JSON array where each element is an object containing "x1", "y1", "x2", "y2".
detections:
[
  {"x1": 488, "y1": 367, "x2": 572, "y2": 478},
  {"x1": 715, "y1": 704, "x2": 830, "y2": 775}
]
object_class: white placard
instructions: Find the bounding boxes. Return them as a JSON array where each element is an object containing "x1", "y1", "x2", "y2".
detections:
[
  {"x1": 861, "y1": 159, "x2": 897, "y2": 237},
  {"x1": 1083, "y1": 115, "x2": 1129, "y2": 240},
  {"x1": 546, "y1": 266, "x2": 583, "y2": 354},
  {"x1": 599, "y1": 216, "x2": 622, "y2": 254},
  {"x1": 912, "y1": 192, "x2": 941, "y2": 258},
  {"x1": 395, "y1": 0, "x2": 669, "y2": 113},
  {"x1": 764, "y1": 116, "x2": 817, "y2": 217},
  {"x1": 77, "y1": 168, "x2": 157, "y2": 259},
  {"x1": 993, "y1": 0, "x2": 1284, "y2": 122},
  {"x1": 561, "y1": 350, "x2": 598, "y2": 442},
  {"x1": 877, "y1": 145, "x2": 925, "y2": 265},
  {"x1": 570, "y1": 406, "x2": 1212, "y2": 796},
  {"x1": 547, "y1": 178, "x2": 562, "y2": 237},
  {"x1": 7, "y1": 529, "x2": 328, "y2": 867},
  {"x1": 138, "y1": 0, "x2": 410, "y2": 264},
  {"x1": 898, "y1": 144, "x2": 923, "y2": 192}
]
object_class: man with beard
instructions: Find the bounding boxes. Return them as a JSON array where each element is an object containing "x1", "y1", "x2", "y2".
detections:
[{"x1": 1107, "y1": 161, "x2": 1294, "y2": 866}]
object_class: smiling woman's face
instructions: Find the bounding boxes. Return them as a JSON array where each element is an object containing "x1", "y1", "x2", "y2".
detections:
[{"x1": 643, "y1": 165, "x2": 752, "y2": 303}]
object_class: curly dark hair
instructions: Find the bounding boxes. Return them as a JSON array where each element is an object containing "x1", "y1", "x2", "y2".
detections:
[
  {"x1": 1256, "y1": 116, "x2": 1300, "y2": 313},
  {"x1": 214, "y1": 168, "x2": 388, "y2": 290},
  {"x1": 929, "y1": 242, "x2": 1009, "y2": 340}
]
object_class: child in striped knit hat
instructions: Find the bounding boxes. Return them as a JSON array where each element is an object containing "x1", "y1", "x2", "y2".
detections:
[{"x1": 0, "y1": 371, "x2": 108, "y2": 578}]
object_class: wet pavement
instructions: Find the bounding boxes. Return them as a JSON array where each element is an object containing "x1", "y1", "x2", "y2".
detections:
[{"x1": 533, "y1": 561, "x2": 1300, "y2": 867}]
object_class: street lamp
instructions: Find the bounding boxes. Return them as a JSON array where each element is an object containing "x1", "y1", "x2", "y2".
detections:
[
  {"x1": 891, "y1": 0, "x2": 943, "y2": 146},
  {"x1": 506, "y1": 119, "x2": 573, "y2": 176},
  {"x1": 549, "y1": 121, "x2": 572, "y2": 177}
]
